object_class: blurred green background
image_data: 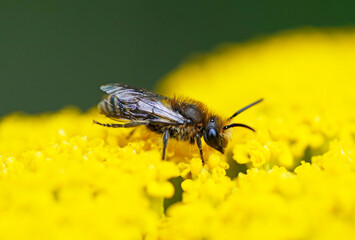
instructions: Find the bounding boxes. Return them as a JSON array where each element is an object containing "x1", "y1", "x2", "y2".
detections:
[{"x1": 1, "y1": 0, "x2": 354, "y2": 116}]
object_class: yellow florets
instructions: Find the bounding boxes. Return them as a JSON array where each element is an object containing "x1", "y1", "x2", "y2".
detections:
[
  {"x1": 0, "y1": 109, "x2": 179, "y2": 239},
  {"x1": 1, "y1": 29, "x2": 355, "y2": 239}
]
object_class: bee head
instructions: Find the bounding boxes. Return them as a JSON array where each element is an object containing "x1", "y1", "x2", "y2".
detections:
[
  {"x1": 203, "y1": 98, "x2": 263, "y2": 154},
  {"x1": 203, "y1": 117, "x2": 228, "y2": 154}
]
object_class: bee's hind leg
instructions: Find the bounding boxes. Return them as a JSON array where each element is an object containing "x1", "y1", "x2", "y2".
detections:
[
  {"x1": 126, "y1": 129, "x2": 137, "y2": 140},
  {"x1": 195, "y1": 134, "x2": 205, "y2": 165},
  {"x1": 162, "y1": 130, "x2": 169, "y2": 160},
  {"x1": 93, "y1": 120, "x2": 148, "y2": 128}
]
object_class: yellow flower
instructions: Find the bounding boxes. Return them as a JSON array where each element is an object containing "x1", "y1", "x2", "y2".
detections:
[
  {"x1": 1, "y1": 29, "x2": 355, "y2": 239},
  {"x1": 0, "y1": 109, "x2": 177, "y2": 239},
  {"x1": 158, "y1": 29, "x2": 355, "y2": 239},
  {"x1": 160, "y1": 29, "x2": 355, "y2": 170}
]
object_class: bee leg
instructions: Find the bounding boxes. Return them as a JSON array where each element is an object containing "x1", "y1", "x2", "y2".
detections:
[
  {"x1": 195, "y1": 134, "x2": 204, "y2": 165},
  {"x1": 93, "y1": 120, "x2": 148, "y2": 128},
  {"x1": 126, "y1": 129, "x2": 137, "y2": 140},
  {"x1": 162, "y1": 130, "x2": 169, "y2": 160}
]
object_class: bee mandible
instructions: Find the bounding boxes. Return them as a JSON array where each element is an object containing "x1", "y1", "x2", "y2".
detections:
[{"x1": 94, "y1": 83, "x2": 263, "y2": 164}]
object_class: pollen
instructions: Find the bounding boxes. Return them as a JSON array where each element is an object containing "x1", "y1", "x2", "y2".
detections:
[{"x1": 1, "y1": 29, "x2": 355, "y2": 239}]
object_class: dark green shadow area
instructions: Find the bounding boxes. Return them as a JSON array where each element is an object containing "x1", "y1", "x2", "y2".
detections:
[
  {"x1": 164, "y1": 176, "x2": 184, "y2": 212},
  {"x1": 1, "y1": 0, "x2": 355, "y2": 116},
  {"x1": 225, "y1": 149, "x2": 248, "y2": 179}
]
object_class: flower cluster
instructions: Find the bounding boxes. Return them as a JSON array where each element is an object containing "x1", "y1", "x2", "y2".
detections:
[
  {"x1": 0, "y1": 109, "x2": 179, "y2": 239},
  {"x1": 1, "y1": 29, "x2": 355, "y2": 239},
  {"x1": 160, "y1": 30, "x2": 355, "y2": 170}
]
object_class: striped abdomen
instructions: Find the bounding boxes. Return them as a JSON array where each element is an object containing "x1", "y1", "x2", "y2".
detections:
[{"x1": 98, "y1": 94, "x2": 128, "y2": 119}]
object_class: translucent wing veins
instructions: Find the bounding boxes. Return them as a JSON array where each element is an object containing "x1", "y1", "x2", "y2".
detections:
[{"x1": 99, "y1": 83, "x2": 186, "y2": 125}]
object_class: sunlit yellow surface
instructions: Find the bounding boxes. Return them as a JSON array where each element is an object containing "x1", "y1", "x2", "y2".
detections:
[{"x1": 1, "y1": 29, "x2": 355, "y2": 239}]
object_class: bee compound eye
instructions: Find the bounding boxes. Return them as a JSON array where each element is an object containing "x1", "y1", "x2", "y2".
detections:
[{"x1": 208, "y1": 128, "x2": 217, "y2": 138}]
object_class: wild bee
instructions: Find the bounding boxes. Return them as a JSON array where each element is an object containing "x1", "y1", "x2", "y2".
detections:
[{"x1": 94, "y1": 83, "x2": 263, "y2": 164}]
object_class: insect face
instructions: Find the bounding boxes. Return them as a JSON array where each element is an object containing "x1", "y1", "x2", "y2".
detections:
[{"x1": 202, "y1": 117, "x2": 228, "y2": 154}]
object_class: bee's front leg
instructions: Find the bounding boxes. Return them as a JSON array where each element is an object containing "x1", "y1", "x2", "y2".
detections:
[
  {"x1": 162, "y1": 130, "x2": 170, "y2": 160},
  {"x1": 195, "y1": 134, "x2": 204, "y2": 165}
]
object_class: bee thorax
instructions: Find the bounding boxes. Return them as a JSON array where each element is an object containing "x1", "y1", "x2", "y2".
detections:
[{"x1": 148, "y1": 124, "x2": 198, "y2": 143}]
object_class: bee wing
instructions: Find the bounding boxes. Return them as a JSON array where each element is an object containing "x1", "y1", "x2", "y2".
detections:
[
  {"x1": 100, "y1": 83, "x2": 186, "y2": 125},
  {"x1": 101, "y1": 83, "x2": 167, "y2": 101}
]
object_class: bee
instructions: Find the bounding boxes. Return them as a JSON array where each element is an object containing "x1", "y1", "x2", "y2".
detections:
[{"x1": 94, "y1": 83, "x2": 263, "y2": 164}]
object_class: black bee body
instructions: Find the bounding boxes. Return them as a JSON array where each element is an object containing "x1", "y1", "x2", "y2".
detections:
[{"x1": 94, "y1": 83, "x2": 262, "y2": 164}]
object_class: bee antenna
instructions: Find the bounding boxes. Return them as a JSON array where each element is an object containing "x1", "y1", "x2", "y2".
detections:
[
  {"x1": 223, "y1": 123, "x2": 255, "y2": 132},
  {"x1": 227, "y1": 98, "x2": 263, "y2": 121}
]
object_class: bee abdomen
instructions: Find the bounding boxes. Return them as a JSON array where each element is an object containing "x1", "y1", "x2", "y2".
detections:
[{"x1": 98, "y1": 95, "x2": 123, "y2": 117}]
